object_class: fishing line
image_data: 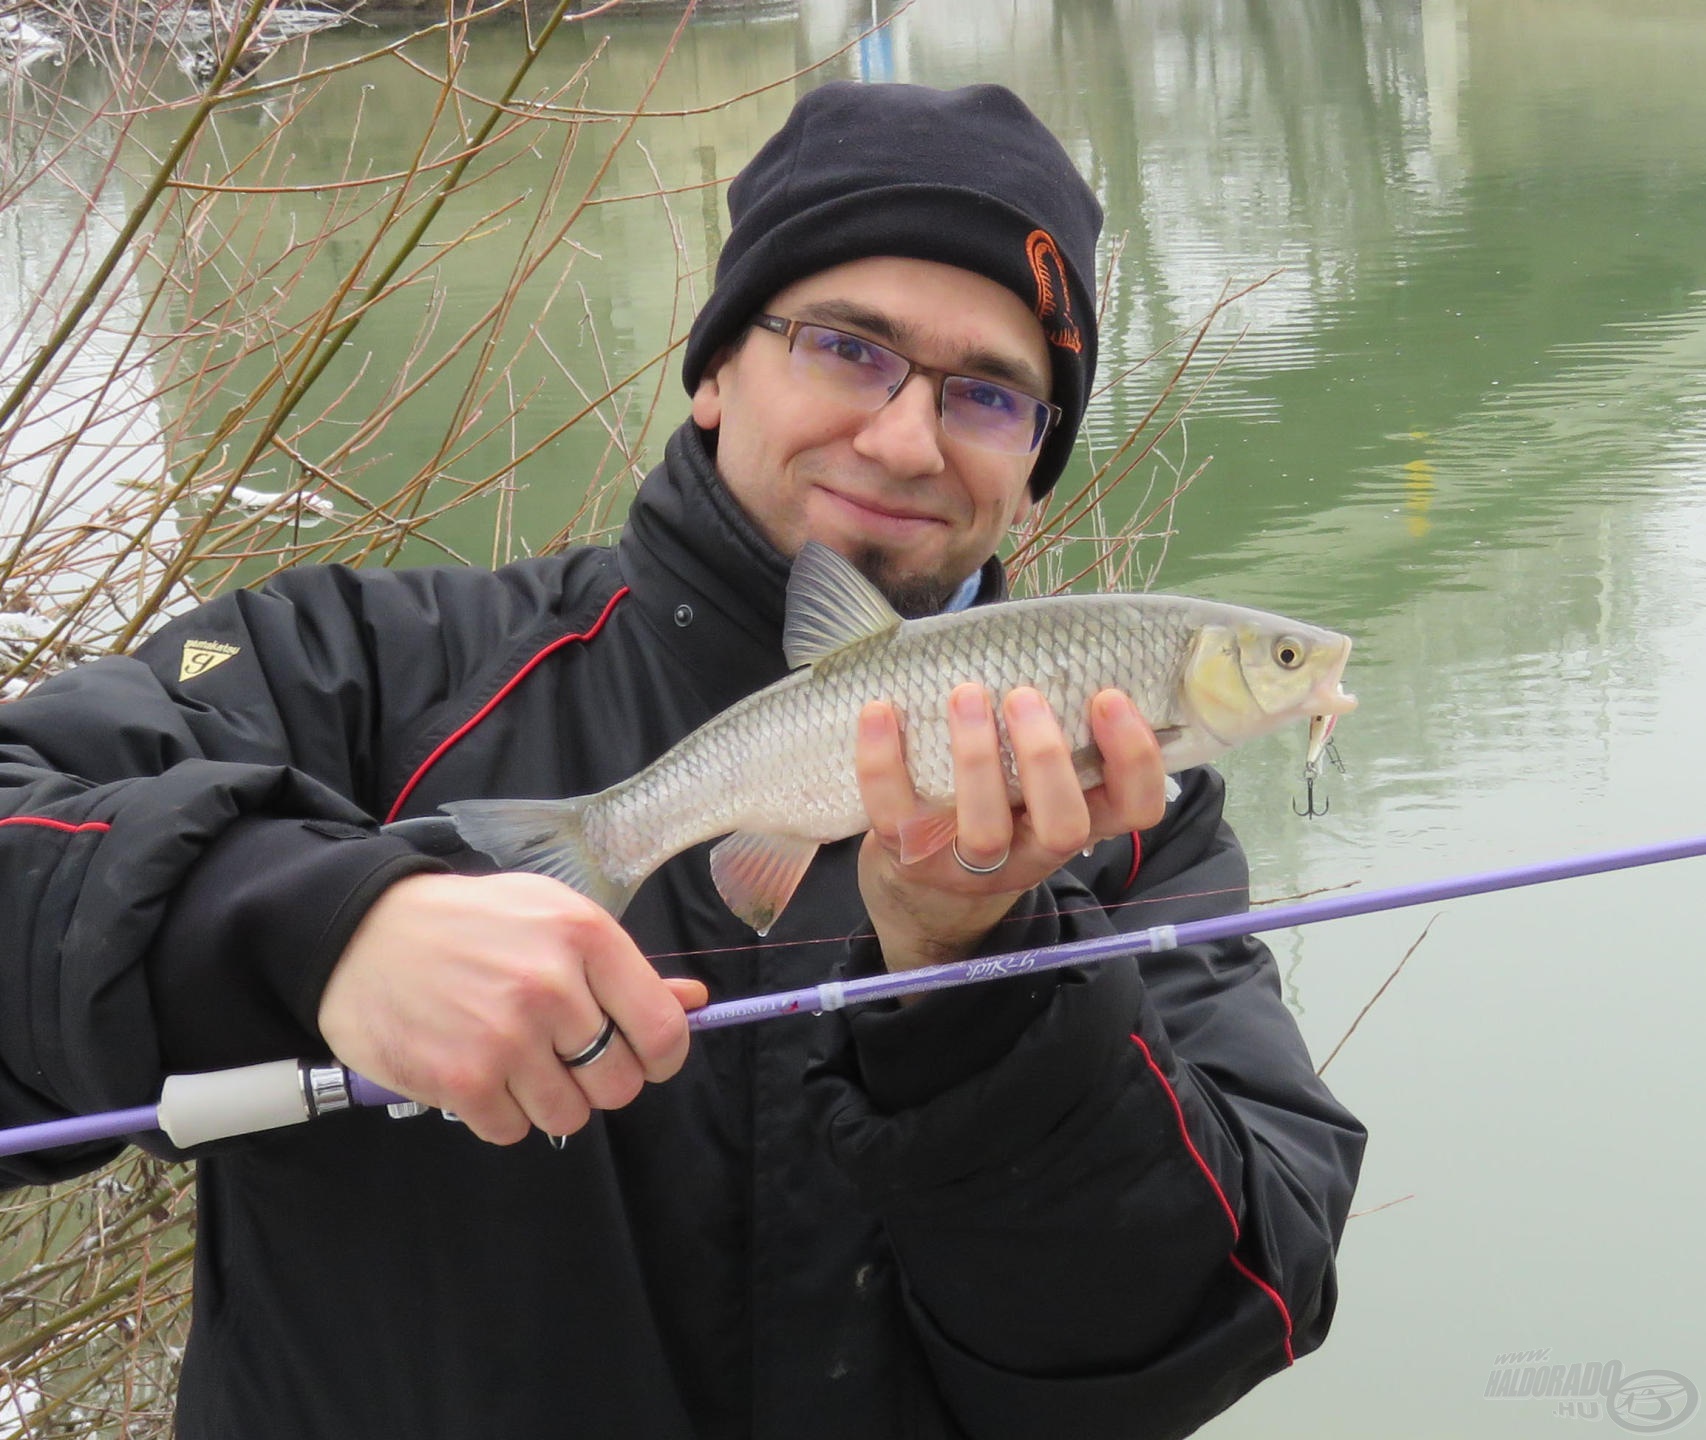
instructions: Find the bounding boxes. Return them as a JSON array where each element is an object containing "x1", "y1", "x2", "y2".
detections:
[
  {"x1": 639, "y1": 879, "x2": 1257, "y2": 967},
  {"x1": 386, "y1": 802, "x2": 1263, "y2": 967},
  {"x1": 4, "y1": 830, "x2": 1702, "y2": 1161}
]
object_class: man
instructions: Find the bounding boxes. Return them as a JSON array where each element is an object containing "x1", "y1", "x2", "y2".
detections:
[{"x1": 0, "y1": 82, "x2": 1364, "y2": 1438}]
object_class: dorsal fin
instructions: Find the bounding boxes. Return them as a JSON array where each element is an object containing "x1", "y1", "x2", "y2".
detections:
[{"x1": 782, "y1": 540, "x2": 904, "y2": 669}]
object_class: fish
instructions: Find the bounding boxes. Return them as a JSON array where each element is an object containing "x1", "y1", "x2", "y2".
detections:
[{"x1": 445, "y1": 541, "x2": 1357, "y2": 935}]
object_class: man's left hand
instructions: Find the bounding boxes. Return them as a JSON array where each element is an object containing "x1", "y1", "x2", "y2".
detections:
[{"x1": 855, "y1": 685, "x2": 1168, "y2": 974}]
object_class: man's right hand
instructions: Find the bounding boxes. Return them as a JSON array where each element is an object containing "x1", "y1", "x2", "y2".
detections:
[{"x1": 317, "y1": 872, "x2": 706, "y2": 1145}]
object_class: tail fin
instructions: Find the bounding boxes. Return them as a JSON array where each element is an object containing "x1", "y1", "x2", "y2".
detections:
[{"x1": 441, "y1": 797, "x2": 639, "y2": 919}]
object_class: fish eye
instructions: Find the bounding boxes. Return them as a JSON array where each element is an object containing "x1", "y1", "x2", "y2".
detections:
[{"x1": 1273, "y1": 636, "x2": 1307, "y2": 669}]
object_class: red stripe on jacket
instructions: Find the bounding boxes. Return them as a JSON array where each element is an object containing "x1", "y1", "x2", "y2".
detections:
[
  {"x1": 384, "y1": 587, "x2": 629, "y2": 824},
  {"x1": 1129, "y1": 1031, "x2": 1297, "y2": 1364},
  {"x1": 0, "y1": 817, "x2": 112, "y2": 834}
]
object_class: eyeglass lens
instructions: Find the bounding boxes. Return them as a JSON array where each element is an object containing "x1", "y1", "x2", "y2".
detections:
[{"x1": 787, "y1": 323, "x2": 1050, "y2": 455}]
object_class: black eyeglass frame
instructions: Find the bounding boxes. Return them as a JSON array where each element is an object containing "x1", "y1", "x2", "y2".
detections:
[{"x1": 749, "y1": 313, "x2": 1062, "y2": 456}]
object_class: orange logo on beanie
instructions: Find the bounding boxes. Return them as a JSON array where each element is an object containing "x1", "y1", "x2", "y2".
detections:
[{"x1": 1025, "y1": 229, "x2": 1082, "y2": 354}]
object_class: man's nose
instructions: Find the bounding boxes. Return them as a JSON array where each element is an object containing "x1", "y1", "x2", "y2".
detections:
[{"x1": 850, "y1": 373, "x2": 947, "y2": 476}]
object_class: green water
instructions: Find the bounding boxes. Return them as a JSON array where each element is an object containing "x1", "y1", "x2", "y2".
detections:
[{"x1": 13, "y1": 1, "x2": 1706, "y2": 1433}]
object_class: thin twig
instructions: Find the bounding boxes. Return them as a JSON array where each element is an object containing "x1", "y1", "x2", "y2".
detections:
[
  {"x1": 1348, "y1": 1193, "x2": 1416, "y2": 1220},
  {"x1": 1317, "y1": 916, "x2": 1437, "y2": 1077}
]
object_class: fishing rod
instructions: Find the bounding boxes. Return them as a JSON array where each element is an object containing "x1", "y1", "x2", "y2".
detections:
[{"x1": 3, "y1": 829, "x2": 1704, "y2": 1160}]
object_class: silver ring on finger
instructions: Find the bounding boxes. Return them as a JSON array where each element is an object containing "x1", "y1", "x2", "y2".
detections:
[
  {"x1": 951, "y1": 837, "x2": 1010, "y2": 876},
  {"x1": 558, "y1": 1015, "x2": 618, "y2": 1069}
]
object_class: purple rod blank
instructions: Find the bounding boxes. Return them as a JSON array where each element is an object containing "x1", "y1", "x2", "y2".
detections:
[
  {"x1": 3, "y1": 831, "x2": 1702, "y2": 1159},
  {"x1": 684, "y1": 829, "x2": 1706, "y2": 1029}
]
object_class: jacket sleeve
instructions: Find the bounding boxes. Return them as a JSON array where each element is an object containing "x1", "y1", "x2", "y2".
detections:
[
  {"x1": 0, "y1": 565, "x2": 506, "y2": 1186},
  {"x1": 805, "y1": 765, "x2": 1366, "y2": 1440}
]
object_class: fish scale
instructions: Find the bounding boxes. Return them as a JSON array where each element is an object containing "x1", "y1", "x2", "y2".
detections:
[{"x1": 445, "y1": 543, "x2": 1355, "y2": 934}]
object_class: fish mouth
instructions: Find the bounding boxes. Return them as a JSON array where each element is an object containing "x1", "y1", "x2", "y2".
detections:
[
  {"x1": 1312, "y1": 684, "x2": 1358, "y2": 719},
  {"x1": 1310, "y1": 641, "x2": 1358, "y2": 719}
]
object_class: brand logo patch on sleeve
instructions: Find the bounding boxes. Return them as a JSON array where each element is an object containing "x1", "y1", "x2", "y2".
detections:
[{"x1": 179, "y1": 640, "x2": 241, "y2": 682}]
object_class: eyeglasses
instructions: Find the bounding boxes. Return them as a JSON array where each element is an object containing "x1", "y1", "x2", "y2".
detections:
[{"x1": 750, "y1": 314, "x2": 1060, "y2": 457}]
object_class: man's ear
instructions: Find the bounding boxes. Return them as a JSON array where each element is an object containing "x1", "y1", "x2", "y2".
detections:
[
  {"x1": 690, "y1": 352, "x2": 730, "y2": 430},
  {"x1": 1010, "y1": 489, "x2": 1040, "y2": 528}
]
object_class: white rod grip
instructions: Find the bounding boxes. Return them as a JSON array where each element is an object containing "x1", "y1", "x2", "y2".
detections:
[{"x1": 157, "y1": 1060, "x2": 308, "y2": 1147}]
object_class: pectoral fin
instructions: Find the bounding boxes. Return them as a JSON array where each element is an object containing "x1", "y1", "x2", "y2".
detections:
[
  {"x1": 709, "y1": 832, "x2": 823, "y2": 936},
  {"x1": 1070, "y1": 741, "x2": 1182, "y2": 807}
]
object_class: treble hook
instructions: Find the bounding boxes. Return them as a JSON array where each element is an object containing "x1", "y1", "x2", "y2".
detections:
[
  {"x1": 1293, "y1": 770, "x2": 1330, "y2": 818},
  {"x1": 1292, "y1": 739, "x2": 1344, "y2": 819}
]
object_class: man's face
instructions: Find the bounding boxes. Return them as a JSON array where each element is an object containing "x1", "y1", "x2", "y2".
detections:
[{"x1": 691, "y1": 256, "x2": 1051, "y2": 616}]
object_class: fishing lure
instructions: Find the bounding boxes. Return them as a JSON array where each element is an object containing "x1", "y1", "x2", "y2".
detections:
[{"x1": 1295, "y1": 713, "x2": 1344, "y2": 818}]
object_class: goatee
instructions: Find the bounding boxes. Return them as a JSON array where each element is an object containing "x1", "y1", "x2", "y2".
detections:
[{"x1": 843, "y1": 543, "x2": 960, "y2": 619}]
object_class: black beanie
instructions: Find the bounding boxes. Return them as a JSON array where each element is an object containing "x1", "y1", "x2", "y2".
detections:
[{"x1": 682, "y1": 81, "x2": 1103, "y2": 499}]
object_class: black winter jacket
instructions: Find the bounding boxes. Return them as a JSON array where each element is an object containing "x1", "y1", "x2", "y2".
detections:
[{"x1": 0, "y1": 422, "x2": 1365, "y2": 1439}]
